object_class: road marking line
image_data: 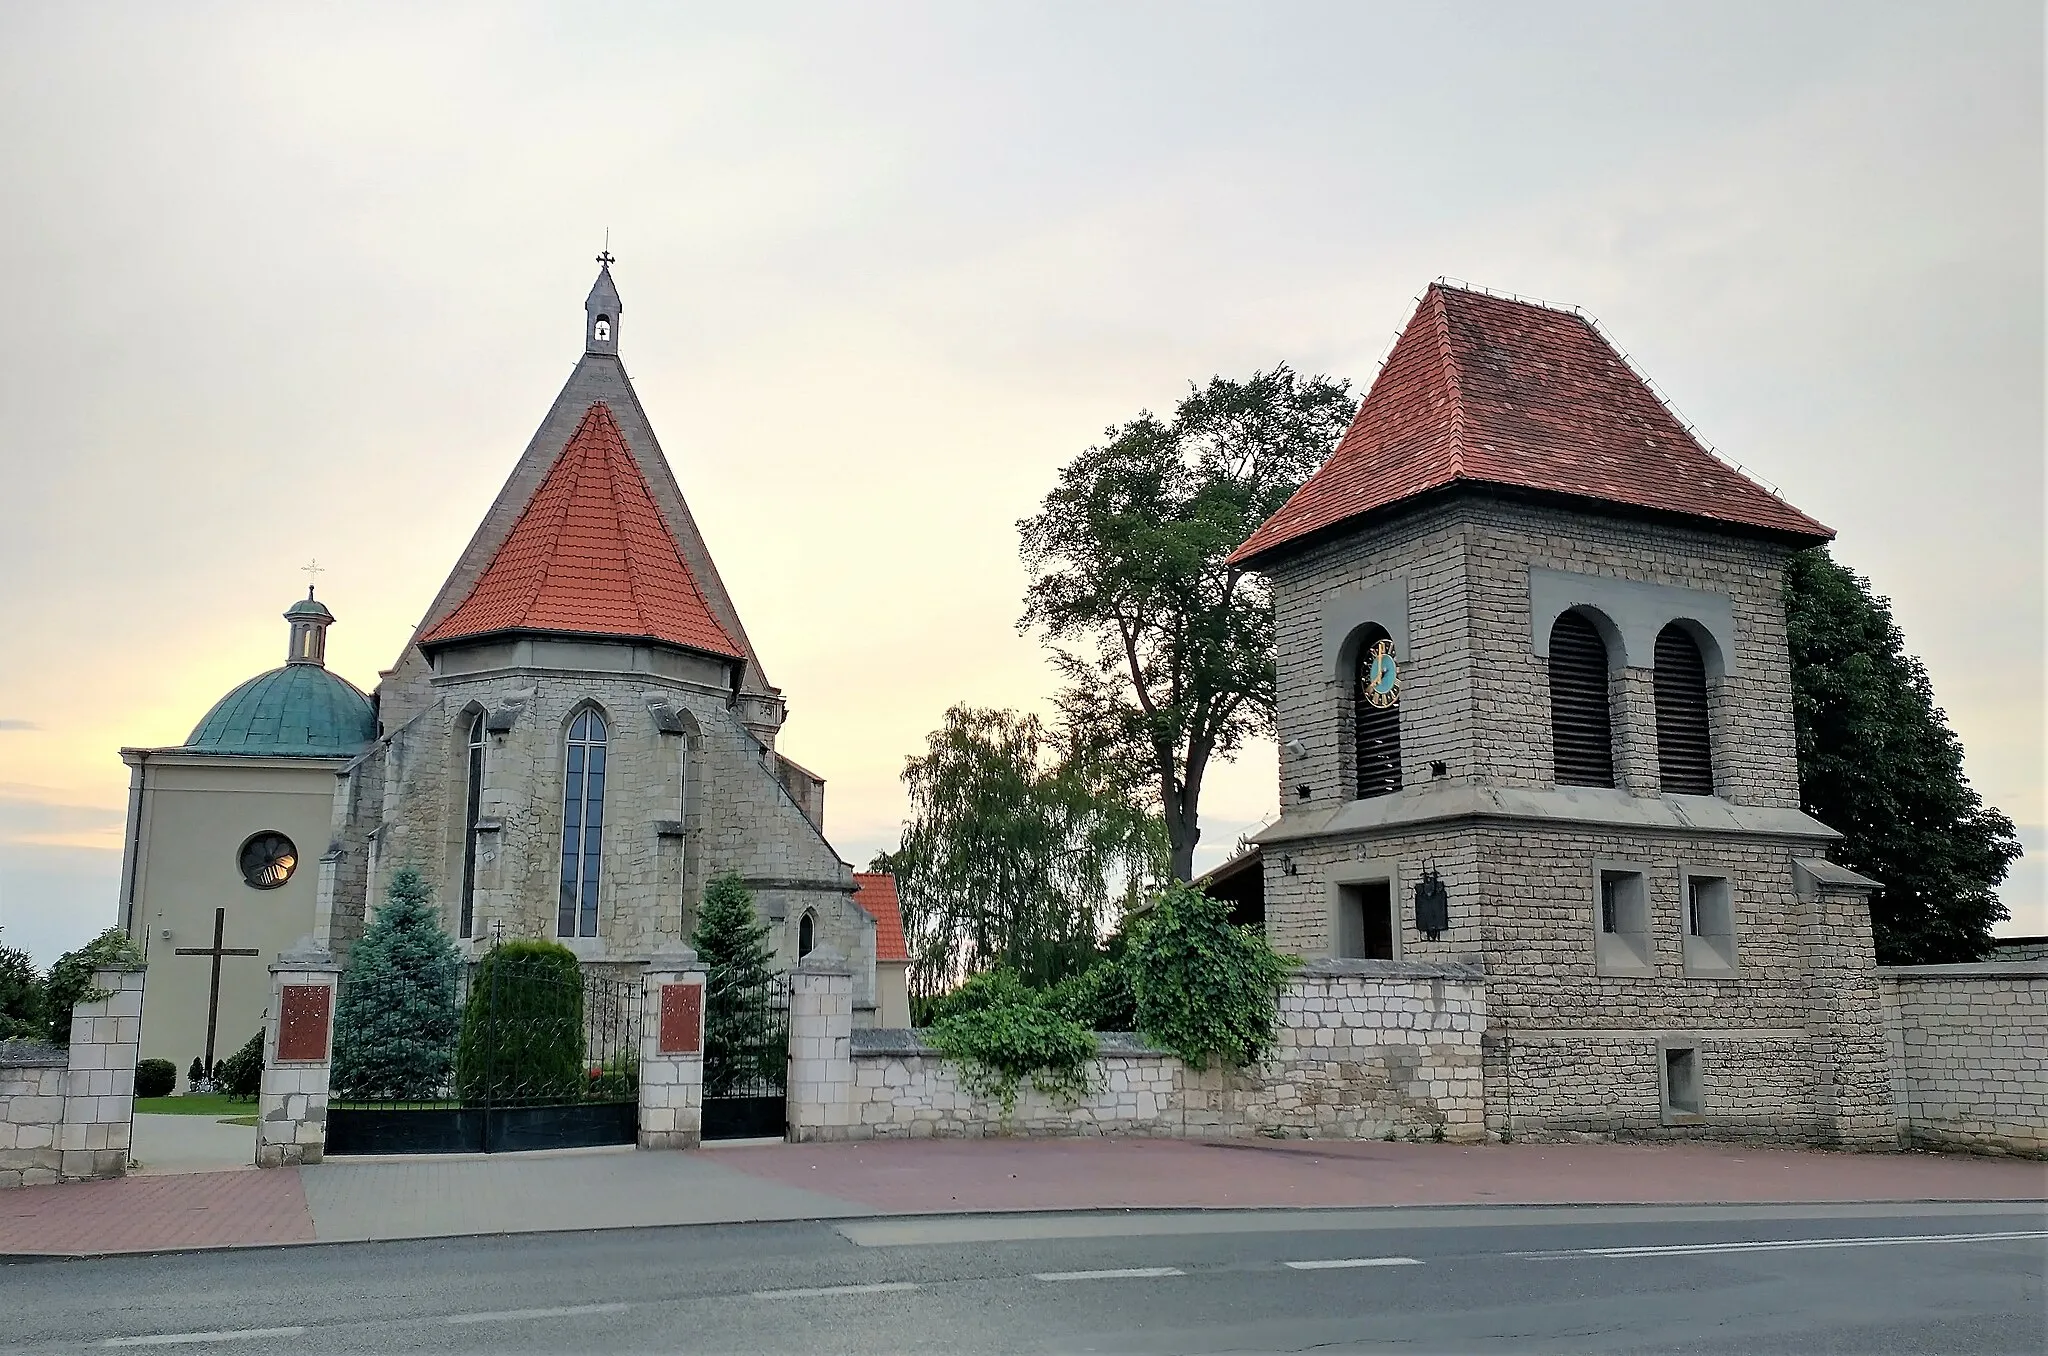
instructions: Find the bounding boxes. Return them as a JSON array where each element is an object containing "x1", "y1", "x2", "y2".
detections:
[
  {"x1": 1585, "y1": 1230, "x2": 2048, "y2": 1259},
  {"x1": 103, "y1": 1330, "x2": 308, "y2": 1348},
  {"x1": 445, "y1": 1303, "x2": 631, "y2": 1324},
  {"x1": 747, "y1": 1281, "x2": 921, "y2": 1300},
  {"x1": 1033, "y1": 1267, "x2": 1186, "y2": 1281},
  {"x1": 1285, "y1": 1256, "x2": 1424, "y2": 1270}
]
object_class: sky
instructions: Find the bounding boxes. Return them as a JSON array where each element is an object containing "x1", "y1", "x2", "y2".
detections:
[{"x1": 0, "y1": 2, "x2": 2040, "y2": 966}]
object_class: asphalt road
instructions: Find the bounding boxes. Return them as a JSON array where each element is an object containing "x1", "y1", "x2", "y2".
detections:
[{"x1": 2, "y1": 1202, "x2": 2042, "y2": 1354}]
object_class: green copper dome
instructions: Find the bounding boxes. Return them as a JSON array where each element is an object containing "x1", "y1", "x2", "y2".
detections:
[{"x1": 185, "y1": 664, "x2": 376, "y2": 757}]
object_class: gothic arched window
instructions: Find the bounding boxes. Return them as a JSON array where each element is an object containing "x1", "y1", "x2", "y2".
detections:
[
  {"x1": 1654, "y1": 623, "x2": 1714, "y2": 795},
  {"x1": 798, "y1": 910, "x2": 816, "y2": 959},
  {"x1": 559, "y1": 708, "x2": 608, "y2": 938},
  {"x1": 459, "y1": 710, "x2": 486, "y2": 938},
  {"x1": 1352, "y1": 624, "x2": 1402, "y2": 799},
  {"x1": 1549, "y1": 610, "x2": 1616, "y2": 788}
]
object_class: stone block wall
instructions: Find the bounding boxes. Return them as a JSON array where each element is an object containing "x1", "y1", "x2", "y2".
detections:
[
  {"x1": 1881, "y1": 963, "x2": 2047, "y2": 1157},
  {"x1": 0, "y1": 966, "x2": 145, "y2": 1188},
  {"x1": 0, "y1": 1046, "x2": 68, "y2": 1188},
  {"x1": 800, "y1": 963, "x2": 1486, "y2": 1143}
]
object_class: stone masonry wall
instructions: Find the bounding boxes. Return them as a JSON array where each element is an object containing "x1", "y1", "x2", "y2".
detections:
[
  {"x1": 1, "y1": 966, "x2": 145, "y2": 1188},
  {"x1": 817, "y1": 964, "x2": 1485, "y2": 1143},
  {"x1": 0, "y1": 1047, "x2": 67, "y2": 1189},
  {"x1": 1881, "y1": 963, "x2": 2047, "y2": 1157}
]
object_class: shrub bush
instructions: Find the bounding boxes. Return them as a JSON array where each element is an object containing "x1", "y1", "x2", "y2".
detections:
[
  {"x1": 134, "y1": 1058, "x2": 176, "y2": 1098},
  {"x1": 217, "y1": 1030, "x2": 264, "y2": 1100},
  {"x1": 922, "y1": 967, "x2": 1034, "y2": 1025},
  {"x1": 0, "y1": 931, "x2": 47, "y2": 1043},
  {"x1": 43, "y1": 928, "x2": 144, "y2": 1045},
  {"x1": 187, "y1": 1056, "x2": 207, "y2": 1087},
  {"x1": 926, "y1": 990, "x2": 1097, "y2": 1114},
  {"x1": 456, "y1": 940, "x2": 585, "y2": 1106},
  {"x1": 1126, "y1": 880, "x2": 1295, "y2": 1070},
  {"x1": 332, "y1": 868, "x2": 461, "y2": 1101},
  {"x1": 1046, "y1": 958, "x2": 1138, "y2": 1032}
]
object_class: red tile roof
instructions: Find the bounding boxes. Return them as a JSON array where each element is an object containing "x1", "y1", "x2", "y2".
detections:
[
  {"x1": 1230, "y1": 285, "x2": 1831, "y2": 567},
  {"x1": 419, "y1": 402, "x2": 744, "y2": 659},
  {"x1": 852, "y1": 873, "x2": 908, "y2": 963}
]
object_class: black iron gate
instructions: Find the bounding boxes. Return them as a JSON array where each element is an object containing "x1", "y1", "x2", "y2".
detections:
[
  {"x1": 702, "y1": 970, "x2": 789, "y2": 1140},
  {"x1": 327, "y1": 947, "x2": 642, "y2": 1155}
]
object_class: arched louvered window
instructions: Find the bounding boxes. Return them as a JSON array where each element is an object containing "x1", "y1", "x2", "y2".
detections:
[
  {"x1": 1549, "y1": 610, "x2": 1615, "y2": 788},
  {"x1": 1654, "y1": 624, "x2": 1714, "y2": 795},
  {"x1": 559, "y1": 708, "x2": 607, "y2": 937},
  {"x1": 1352, "y1": 625, "x2": 1402, "y2": 799},
  {"x1": 459, "y1": 710, "x2": 486, "y2": 938}
]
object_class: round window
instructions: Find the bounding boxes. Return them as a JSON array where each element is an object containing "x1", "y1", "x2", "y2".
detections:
[{"x1": 239, "y1": 832, "x2": 298, "y2": 890}]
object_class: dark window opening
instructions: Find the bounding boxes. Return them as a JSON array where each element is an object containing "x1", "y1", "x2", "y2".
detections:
[
  {"x1": 1663, "y1": 1046, "x2": 1701, "y2": 1116},
  {"x1": 1352, "y1": 625, "x2": 1402, "y2": 799},
  {"x1": 798, "y1": 911, "x2": 816, "y2": 958},
  {"x1": 1654, "y1": 624, "x2": 1714, "y2": 795},
  {"x1": 1339, "y1": 880, "x2": 1395, "y2": 961},
  {"x1": 559, "y1": 708, "x2": 607, "y2": 938},
  {"x1": 1549, "y1": 610, "x2": 1615, "y2": 788},
  {"x1": 460, "y1": 711, "x2": 485, "y2": 938}
]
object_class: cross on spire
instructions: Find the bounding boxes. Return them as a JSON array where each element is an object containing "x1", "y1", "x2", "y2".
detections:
[
  {"x1": 597, "y1": 227, "x2": 614, "y2": 269},
  {"x1": 301, "y1": 558, "x2": 324, "y2": 598}
]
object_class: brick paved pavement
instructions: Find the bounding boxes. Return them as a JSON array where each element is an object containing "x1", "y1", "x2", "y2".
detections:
[{"x1": 2, "y1": 1138, "x2": 2039, "y2": 1258}]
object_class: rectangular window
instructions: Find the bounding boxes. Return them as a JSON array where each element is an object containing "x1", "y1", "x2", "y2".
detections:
[
  {"x1": 1661, "y1": 1044, "x2": 1702, "y2": 1119},
  {"x1": 1593, "y1": 867, "x2": 1653, "y2": 975},
  {"x1": 1681, "y1": 873, "x2": 1738, "y2": 975},
  {"x1": 1337, "y1": 880, "x2": 1396, "y2": 961}
]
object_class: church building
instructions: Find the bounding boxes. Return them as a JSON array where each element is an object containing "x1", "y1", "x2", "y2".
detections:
[
  {"x1": 119, "y1": 261, "x2": 902, "y2": 1070},
  {"x1": 1230, "y1": 283, "x2": 1894, "y2": 1144}
]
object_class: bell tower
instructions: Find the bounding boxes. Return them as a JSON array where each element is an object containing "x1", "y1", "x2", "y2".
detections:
[{"x1": 586, "y1": 251, "x2": 621, "y2": 356}]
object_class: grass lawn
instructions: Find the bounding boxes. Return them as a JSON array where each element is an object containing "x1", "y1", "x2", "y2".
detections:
[{"x1": 135, "y1": 1094, "x2": 256, "y2": 1116}]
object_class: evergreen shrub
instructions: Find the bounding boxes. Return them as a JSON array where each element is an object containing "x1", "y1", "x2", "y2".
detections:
[
  {"x1": 691, "y1": 872, "x2": 780, "y2": 1098},
  {"x1": 332, "y1": 868, "x2": 462, "y2": 1101},
  {"x1": 134, "y1": 1058, "x2": 176, "y2": 1099},
  {"x1": 457, "y1": 940, "x2": 585, "y2": 1106},
  {"x1": 187, "y1": 1056, "x2": 207, "y2": 1087},
  {"x1": 217, "y1": 1029, "x2": 264, "y2": 1099}
]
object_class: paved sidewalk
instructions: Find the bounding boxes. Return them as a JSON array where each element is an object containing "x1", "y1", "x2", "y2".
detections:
[
  {"x1": 130, "y1": 1114, "x2": 257, "y2": 1177},
  {"x1": 2, "y1": 1137, "x2": 2040, "y2": 1258}
]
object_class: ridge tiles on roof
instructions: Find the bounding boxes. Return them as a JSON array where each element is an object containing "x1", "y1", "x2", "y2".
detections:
[
  {"x1": 419, "y1": 402, "x2": 744, "y2": 659},
  {"x1": 1229, "y1": 284, "x2": 1830, "y2": 566}
]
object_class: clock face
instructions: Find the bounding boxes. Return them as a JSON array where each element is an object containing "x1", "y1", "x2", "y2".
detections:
[
  {"x1": 1362, "y1": 639, "x2": 1401, "y2": 709},
  {"x1": 239, "y1": 832, "x2": 298, "y2": 890}
]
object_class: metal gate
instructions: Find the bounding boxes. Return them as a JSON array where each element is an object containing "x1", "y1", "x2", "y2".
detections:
[
  {"x1": 326, "y1": 947, "x2": 642, "y2": 1155},
  {"x1": 702, "y1": 970, "x2": 789, "y2": 1140}
]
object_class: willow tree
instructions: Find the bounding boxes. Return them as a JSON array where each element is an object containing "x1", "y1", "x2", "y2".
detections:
[
  {"x1": 1019, "y1": 366, "x2": 1356, "y2": 879},
  {"x1": 881, "y1": 705, "x2": 1164, "y2": 1000}
]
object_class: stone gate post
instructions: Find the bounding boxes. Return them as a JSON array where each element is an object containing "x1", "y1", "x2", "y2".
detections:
[
  {"x1": 639, "y1": 949, "x2": 706, "y2": 1150},
  {"x1": 786, "y1": 955, "x2": 853, "y2": 1143},
  {"x1": 1796, "y1": 859, "x2": 1897, "y2": 1149},
  {"x1": 256, "y1": 946, "x2": 342, "y2": 1168},
  {"x1": 60, "y1": 963, "x2": 146, "y2": 1181}
]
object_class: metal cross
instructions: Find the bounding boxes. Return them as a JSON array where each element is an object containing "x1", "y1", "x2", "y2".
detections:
[
  {"x1": 174, "y1": 907, "x2": 261, "y2": 1074},
  {"x1": 596, "y1": 249, "x2": 616, "y2": 268},
  {"x1": 301, "y1": 559, "x2": 324, "y2": 596}
]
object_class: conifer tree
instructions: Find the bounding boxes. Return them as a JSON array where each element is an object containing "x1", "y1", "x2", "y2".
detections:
[
  {"x1": 690, "y1": 871, "x2": 777, "y2": 1095},
  {"x1": 332, "y1": 868, "x2": 461, "y2": 1100},
  {"x1": 1785, "y1": 549, "x2": 2022, "y2": 963}
]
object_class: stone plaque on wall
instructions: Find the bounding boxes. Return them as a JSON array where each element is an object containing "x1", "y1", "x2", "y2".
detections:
[
  {"x1": 659, "y1": 983, "x2": 702, "y2": 1055},
  {"x1": 277, "y1": 984, "x2": 332, "y2": 1063}
]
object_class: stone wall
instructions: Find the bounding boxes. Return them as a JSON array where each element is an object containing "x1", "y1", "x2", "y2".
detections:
[
  {"x1": 1, "y1": 965, "x2": 145, "y2": 1188},
  {"x1": 0, "y1": 1045, "x2": 67, "y2": 1189},
  {"x1": 1991, "y1": 938, "x2": 2048, "y2": 964},
  {"x1": 1881, "y1": 963, "x2": 2047, "y2": 1157},
  {"x1": 806, "y1": 962, "x2": 1486, "y2": 1143}
]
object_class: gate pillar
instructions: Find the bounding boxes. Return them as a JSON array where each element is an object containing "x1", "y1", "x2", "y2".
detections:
[
  {"x1": 787, "y1": 956, "x2": 854, "y2": 1143},
  {"x1": 639, "y1": 950, "x2": 707, "y2": 1150},
  {"x1": 257, "y1": 945, "x2": 341, "y2": 1168}
]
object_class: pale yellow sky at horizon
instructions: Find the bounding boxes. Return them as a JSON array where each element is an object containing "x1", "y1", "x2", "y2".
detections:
[{"x1": 0, "y1": 2, "x2": 2040, "y2": 964}]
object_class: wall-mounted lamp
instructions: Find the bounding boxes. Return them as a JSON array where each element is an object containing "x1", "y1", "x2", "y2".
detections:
[
  {"x1": 1280, "y1": 854, "x2": 1299, "y2": 877},
  {"x1": 1283, "y1": 738, "x2": 1309, "y2": 760}
]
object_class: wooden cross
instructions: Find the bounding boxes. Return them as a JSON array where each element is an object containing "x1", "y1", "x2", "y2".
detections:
[{"x1": 175, "y1": 907, "x2": 260, "y2": 1074}]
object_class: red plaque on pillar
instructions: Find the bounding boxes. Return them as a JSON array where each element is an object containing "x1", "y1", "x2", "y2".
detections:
[
  {"x1": 277, "y1": 985, "x2": 332, "y2": 1062},
  {"x1": 659, "y1": 983, "x2": 702, "y2": 1055}
]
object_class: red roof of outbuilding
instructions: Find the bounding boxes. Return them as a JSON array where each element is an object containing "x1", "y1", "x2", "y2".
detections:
[
  {"x1": 1230, "y1": 285, "x2": 1831, "y2": 567},
  {"x1": 419, "y1": 402, "x2": 744, "y2": 659},
  {"x1": 852, "y1": 873, "x2": 908, "y2": 963}
]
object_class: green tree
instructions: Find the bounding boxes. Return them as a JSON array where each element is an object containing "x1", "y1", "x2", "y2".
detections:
[
  {"x1": 1785, "y1": 548, "x2": 2022, "y2": 963},
  {"x1": 885, "y1": 705, "x2": 1164, "y2": 1000},
  {"x1": 43, "y1": 927, "x2": 143, "y2": 1045},
  {"x1": 1020, "y1": 366, "x2": 1356, "y2": 880},
  {"x1": 691, "y1": 871, "x2": 780, "y2": 1097},
  {"x1": 332, "y1": 868, "x2": 462, "y2": 1101},
  {"x1": 0, "y1": 927, "x2": 47, "y2": 1043}
]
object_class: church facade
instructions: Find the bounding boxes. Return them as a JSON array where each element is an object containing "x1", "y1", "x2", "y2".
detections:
[
  {"x1": 120, "y1": 263, "x2": 898, "y2": 1070},
  {"x1": 1231, "y1": 284, "x2": 1894, "y2": 1145}
]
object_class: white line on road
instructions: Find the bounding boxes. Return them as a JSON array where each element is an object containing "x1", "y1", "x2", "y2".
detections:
[
  {"x1": 1285, "y1": 1256, "x2": 1424, "y2": 1270},
  {"x1": 1584, "y1": 1230, "x2": 2048, "y2": 1259},
  {"x1": 1034, "y1": 1267, "x2": 1186, "y2": 1281},
  {"x1": 445, "y1": 1303, "x2": 632, "y2": 1324},
  {"x1": 747, "y1": 1281, "x2": 922, "y2": 1300},
  {"x1": 103, "y1": 1330, "x2": 308, "y2": 1348}
]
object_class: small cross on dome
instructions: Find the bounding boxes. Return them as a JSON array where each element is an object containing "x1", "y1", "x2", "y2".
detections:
[{"x1": 301, "y1": 558, "x2": 324, "y2": 598}]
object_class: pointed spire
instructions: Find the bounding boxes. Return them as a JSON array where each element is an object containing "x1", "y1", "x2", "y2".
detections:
[{"x1": 586, "y1": 250, "x2": 621, "y2": 356}]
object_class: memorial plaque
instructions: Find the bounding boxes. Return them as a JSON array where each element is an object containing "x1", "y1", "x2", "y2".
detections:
[
  {"x1": 659, "y1": 983, "x2": 702, "y2": 1055},
  {"x1": 277, "y1": 984, "x2": 332, "y2": 1062}
]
